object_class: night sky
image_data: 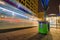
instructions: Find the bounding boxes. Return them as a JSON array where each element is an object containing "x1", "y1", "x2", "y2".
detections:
[{"x1": 38, "y1": 0, "x2": 60, "y2": 15}]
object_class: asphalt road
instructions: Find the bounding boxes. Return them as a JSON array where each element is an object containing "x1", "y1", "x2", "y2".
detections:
[{"x1": 0, "y1": 27, "x2": 60, "y2": 40}]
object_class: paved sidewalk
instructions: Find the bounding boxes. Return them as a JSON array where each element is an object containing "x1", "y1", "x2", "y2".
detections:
[{"x1": 0, "y1": 27, "x2": 60, "y2": 40}]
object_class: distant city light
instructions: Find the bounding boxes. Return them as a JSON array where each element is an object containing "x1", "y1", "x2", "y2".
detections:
[
  {"x1": 49, "y1": 14, "x2": 56, "y2": 15},
  {"x1": 1, "y1": 15, "x2": 4, "y2": 18}
]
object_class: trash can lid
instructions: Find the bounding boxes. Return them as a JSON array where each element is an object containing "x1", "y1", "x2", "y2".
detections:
[{"x1": 39, "y1": 21, "x2": 48, "y2": 24}]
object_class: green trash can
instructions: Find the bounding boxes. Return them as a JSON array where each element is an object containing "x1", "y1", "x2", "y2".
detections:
[{"x1": 38, "y1": 21, "x2": 49, "y2": 34}]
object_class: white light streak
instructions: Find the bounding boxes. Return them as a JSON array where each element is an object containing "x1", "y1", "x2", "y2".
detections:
[{"x1": 0, "y1": 7, "x2": 28, "y2": 18}]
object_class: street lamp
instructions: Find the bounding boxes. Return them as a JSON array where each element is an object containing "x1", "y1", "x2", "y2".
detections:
[
  {"x1": 40, "y1": 0, "x2": 50, "y2": 21},
  {"x1": 38, "y1": 0, "x2": 50, "y2": 34}
]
